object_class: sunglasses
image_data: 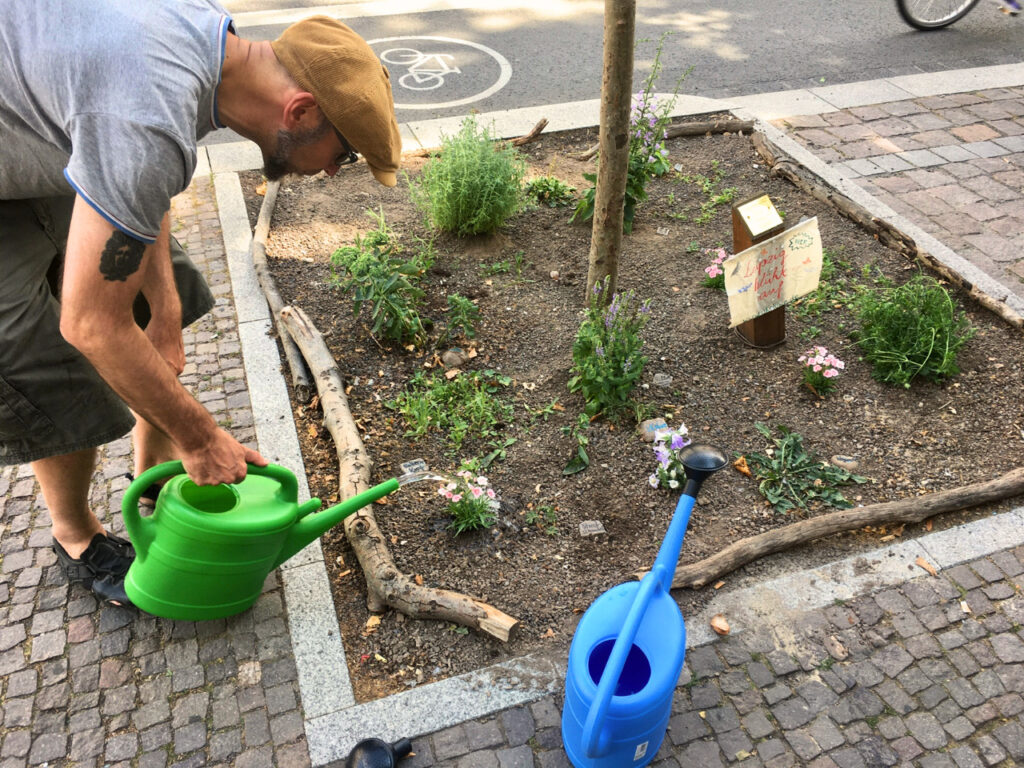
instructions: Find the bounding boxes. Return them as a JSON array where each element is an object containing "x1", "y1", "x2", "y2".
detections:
[{"x1": 333, "y1": 128, "x2": 359, "y2": 168}]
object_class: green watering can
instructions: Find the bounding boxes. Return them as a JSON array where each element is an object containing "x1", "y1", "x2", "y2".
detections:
[{"x1": 122, "y1": 461, "x2": 400, "y2": 621}]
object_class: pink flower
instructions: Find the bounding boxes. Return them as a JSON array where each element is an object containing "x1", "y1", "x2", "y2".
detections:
[
  {"x1": 437, "y1": 487, "x2": 449, "y2": 497},
  {"x1": 471, "y1": 487, "x2": 483, "y2": 498},
  {"x1": 476, "y1": 476, "x2": 488, "y2": 486},
  {"x1": 823, "y1": 369, "x2": 838, "y2": 378},
  {"x1": 486, "y1": 489, "x2": 496, "y2": 499},
  {"x1": 813, "y1": 365, "x2": 822, "y2": 372},
  {"x1": 451, "y1": 494, "x2": 462, "y2": 503}
]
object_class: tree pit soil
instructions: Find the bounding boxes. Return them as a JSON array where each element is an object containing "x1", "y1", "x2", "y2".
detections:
[{"x1": 240, "y1": 119, "x2": 1024, "y2": 703}]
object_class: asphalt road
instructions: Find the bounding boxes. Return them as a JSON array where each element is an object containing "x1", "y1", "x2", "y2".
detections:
[{"x1": 213, "y1": 0, "x2": 1024, "y2": 135}]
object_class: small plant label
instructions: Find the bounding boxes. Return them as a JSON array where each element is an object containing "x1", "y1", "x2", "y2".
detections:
[
  {"x1": 638, "y1": 418, "x2": 668, "y2": 442},
  {"x1": 579, "y1": 520, "x2": 606, "y2": 537},
  {"x1": 400, "y1": 458, "x2": 429, "y2": 475},
  {"x1": 724, "y1": 216, "x2": 823, "y2": 327}
]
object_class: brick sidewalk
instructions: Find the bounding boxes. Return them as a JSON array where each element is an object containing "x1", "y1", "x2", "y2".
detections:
[
  {"x1": 0, "y1": 176, "x2": 311, "y2": 768},
  {"x1": 776, "y1": 86, "x2": 1024, "y2": 303}
]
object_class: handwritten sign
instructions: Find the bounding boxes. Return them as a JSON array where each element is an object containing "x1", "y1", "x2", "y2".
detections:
[{"x1": 724, "y1": 217, "x2": 823, "y2": 327}]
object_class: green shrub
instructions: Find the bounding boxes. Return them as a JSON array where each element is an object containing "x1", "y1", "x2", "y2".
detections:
[
  {"x1": 328, "y1": 209, "x2": 433, "y2": 347},
  {"x1": 568, "y1": 279, "x2": 652, "y2": 418},
  {"x1": 525, "y1": 176, "x2": 576, "y2": 208},
  {"x1": 852, "y1": 274, "x2": 975, "y2": 388},
  {"x1": 408, "y1": 116, "x2": 526, "y2": 235}
]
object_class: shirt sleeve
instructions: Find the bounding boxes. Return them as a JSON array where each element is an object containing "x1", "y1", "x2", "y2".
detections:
[{"x1": 63, "y1": 114, "x2": 194, "y2": 243}]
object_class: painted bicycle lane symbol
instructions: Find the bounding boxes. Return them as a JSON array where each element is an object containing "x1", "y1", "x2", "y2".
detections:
[
  {"x1": 369, "y1": 36, "x2": 512, "y2": 110},
  {"x1": 381, "y1": 48, "x2": 461, "y2": 91}
]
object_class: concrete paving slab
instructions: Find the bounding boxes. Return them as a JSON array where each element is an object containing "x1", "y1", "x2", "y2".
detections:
[{"x1": 811, "y1": 79, "x2": 915, "y2": 110}]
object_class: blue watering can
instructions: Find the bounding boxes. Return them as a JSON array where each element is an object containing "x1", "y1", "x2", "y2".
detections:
[{"x1": 562, "y1": 444, "x2": 728, "y2": 768}]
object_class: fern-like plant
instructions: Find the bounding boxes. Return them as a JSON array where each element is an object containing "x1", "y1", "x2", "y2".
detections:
[{"x1": 408, "y1": 116, "x2": 525, "y2": 236}]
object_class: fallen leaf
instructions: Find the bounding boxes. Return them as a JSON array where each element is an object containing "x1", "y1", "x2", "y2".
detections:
[
  {"x1": 445, "y1": 368, "x2": 461, "y2": 380},
  {"x1": 414, "y1": 574, "x2": 424, "y2": 586},
  {"x1": 925, "y1": 519, "x2": 933, "y2": 531},
  {"x1": 710, "y1": 614, "x2": 730, "y2": 636},
  {"x1": 364, "y1": 616, "x2": 381, "y2": 635},
  {"x1": 732, "y1": 456, "x2": 752, "y2": 477},
  {"x1": 915, "y1": 556, "x2": 938, "y2": 577},
  {"x1": 541, "y1": 628, "x2": 556, "y2": 639},
  {"x1": 256, "y1": 180, "x2": 267, "y2": 196}
]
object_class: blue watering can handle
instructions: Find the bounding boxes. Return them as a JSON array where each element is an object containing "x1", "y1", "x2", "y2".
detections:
[{"x1": 581, "y1": 570, "x2": 663, "y2": 758}]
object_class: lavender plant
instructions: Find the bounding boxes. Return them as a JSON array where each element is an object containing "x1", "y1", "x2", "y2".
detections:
[
  {"x1": 568, "y1": 278, "x2": 652, "y2": 418},
  {"x1": 571, "y1": 34, "x2": 688, "y2": 233}
]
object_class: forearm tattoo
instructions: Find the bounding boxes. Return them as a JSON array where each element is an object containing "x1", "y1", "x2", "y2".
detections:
[{"x1": 99, "y1": 230, "x2": 145, "y2": 282}]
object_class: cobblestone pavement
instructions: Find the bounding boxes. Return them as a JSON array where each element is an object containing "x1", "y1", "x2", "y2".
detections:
[
  {"x1": 777, "y1": 86, "x2": 1024, "y2": 304},
  {"x1": 378, "y1": 549, "x2": 1024, "y2": 768},
  {"x1": 0, "y1": 177, "x2": 312, "y2": 768},
  {"x1": 6, "y1": 82, "x2": 1024, "y2": 768}
]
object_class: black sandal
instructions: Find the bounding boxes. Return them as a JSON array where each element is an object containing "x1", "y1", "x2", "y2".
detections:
[
  {"x1": 53, "y1": 532, "x2": 135, "y2": 607},
  {"x1": 125, "y1": 472, "x2": 164, "y2": 507}
]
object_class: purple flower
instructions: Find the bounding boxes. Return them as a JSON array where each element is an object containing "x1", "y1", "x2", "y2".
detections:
[{"x1": 654, "y1": 446, "x2": 670, "y2": 466}]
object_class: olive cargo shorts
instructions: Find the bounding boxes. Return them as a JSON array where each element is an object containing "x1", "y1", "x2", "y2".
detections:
[{"x1": 0, "y1": 196, "x2": 215, "y2": 465}]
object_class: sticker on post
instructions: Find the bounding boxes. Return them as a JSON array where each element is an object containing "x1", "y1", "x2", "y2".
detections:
[{"x1": 633, "y1": 741, "x2": 649, "y2": 761}]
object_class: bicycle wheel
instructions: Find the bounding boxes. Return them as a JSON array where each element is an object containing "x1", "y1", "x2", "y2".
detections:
[{"x1": 895, "y1": 0, "x2": 982, "y2": 29}]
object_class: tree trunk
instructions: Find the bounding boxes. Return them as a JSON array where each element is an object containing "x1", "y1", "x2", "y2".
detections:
[{"x1": 585, "y1": 0, "x2": 636, "y2": 302}]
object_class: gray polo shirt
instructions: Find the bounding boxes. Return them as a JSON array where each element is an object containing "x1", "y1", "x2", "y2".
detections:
[{"x1": 0, "y1": 0, "x2": 232, "y2": 243}]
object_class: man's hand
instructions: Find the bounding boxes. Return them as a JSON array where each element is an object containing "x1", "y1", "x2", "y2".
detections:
[{"x1": 181, "y1": 427, "x2": 269, "y2": 486}]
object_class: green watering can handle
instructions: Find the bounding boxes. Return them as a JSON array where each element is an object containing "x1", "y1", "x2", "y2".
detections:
[{"x1": 123, "y1": 461, "x2": 298, "y2": 560}]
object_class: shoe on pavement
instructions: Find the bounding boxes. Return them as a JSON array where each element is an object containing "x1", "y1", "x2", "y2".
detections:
[{"x1": 53, "y1": 532, "x2": 135, "y2": 607}]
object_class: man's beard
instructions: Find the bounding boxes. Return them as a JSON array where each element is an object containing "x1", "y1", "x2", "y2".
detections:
[{"x1": 263, "y1": 119, "x2": 331, "y2": 181}]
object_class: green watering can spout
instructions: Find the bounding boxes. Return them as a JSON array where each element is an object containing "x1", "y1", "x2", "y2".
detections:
[{"x1": 272, "y1": 477, "x2": 399, "y2": 568}]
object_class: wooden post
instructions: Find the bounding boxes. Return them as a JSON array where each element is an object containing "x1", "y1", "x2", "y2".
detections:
[{"x1": 732, "y1": 194, "x2": 787, "y2": 348}]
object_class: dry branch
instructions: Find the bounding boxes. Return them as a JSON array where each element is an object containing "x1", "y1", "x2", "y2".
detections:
[
  {"x1": 641, "y1": 467, "x2": 1024, "y2": 590},
  {"x1": 572, "y1": 118, "x2": 755, "y2": 161},
  {"x1": 751, "y1": 131, "x2": 1024, "y2": 331},
  {"x1": 279, "y1": 305, "x2": 518, "y2": 642},
  {"x1": 251, "y1": 180, "x2": 313, "y2": 402},
  {"x1": 404, "y1": 118, "x2": 550, "y2": 157},
  {"x1": 510, "y1": 118, "x2": 549, "y2": 146}
]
